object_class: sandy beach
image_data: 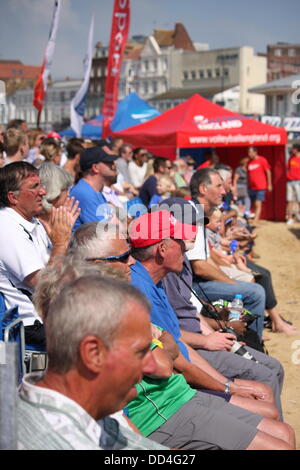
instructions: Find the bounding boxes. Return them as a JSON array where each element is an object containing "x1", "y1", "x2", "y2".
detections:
[{"x1": 253, "y1": 219, "x2": 300, "y2": 449}]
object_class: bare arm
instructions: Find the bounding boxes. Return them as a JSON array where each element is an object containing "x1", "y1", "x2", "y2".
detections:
[
  {"x1": 266, "y1": 169, "x2": 273, "y2": 191},
  {"x1": 180, "y1": 328, "x2": 236, "y2": 352},
  {"x1": 177, "y1": 345, "x2": 267, "y2": 400},
  {"x1": 172, "y1": 350, "x2": 227, "y2": 392},
  {"x1": 190, "y1": 259, "x2": 236, "y2": 284}
]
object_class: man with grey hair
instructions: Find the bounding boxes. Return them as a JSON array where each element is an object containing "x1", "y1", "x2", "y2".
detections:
[
  {"x1": 0, "y1": 162, "x2": 79, "y2": 347},
  {"x1": 69, "y1": 221, "x2": 135, "y2": 281},
  {"x1": 187, "y1": 168, "x2": 266, "y2": 341},
  {"x1": 18, "y1": 275, "x2": 166, "y2": 450}
]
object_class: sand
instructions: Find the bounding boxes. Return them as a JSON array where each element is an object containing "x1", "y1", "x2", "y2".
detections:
[{"x1": 253, "y1": 219, "x2": 300, "y2": 449}]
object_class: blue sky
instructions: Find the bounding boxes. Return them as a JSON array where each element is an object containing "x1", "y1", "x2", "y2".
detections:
[{"x1": 1, "y1": 0, "x2": 299, "y2": 80}]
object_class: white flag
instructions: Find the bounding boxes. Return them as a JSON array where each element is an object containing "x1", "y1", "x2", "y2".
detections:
[
  {"x1": 71, "y1": 15, "x2": 95, "y2": 137},
  {"x1": 33, "y1": 0, "x2": 61, "y2": 112}
]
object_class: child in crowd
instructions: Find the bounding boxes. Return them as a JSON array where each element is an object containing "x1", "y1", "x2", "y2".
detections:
[
  {"x1": 206, "y1": 209, "x2": 254, "y2": 282},
  {"x1": 149, "y1": 175, "x2": 176, "y2": 208}
]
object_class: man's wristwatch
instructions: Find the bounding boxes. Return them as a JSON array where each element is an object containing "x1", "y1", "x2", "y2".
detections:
[{"x1": 224, "y1": 381, "x2": 232, "y2": 394}]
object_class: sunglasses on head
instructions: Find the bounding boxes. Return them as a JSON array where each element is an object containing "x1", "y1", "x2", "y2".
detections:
[{"x1": 85, "y1": 248, "x2": 132, "y2": 264}]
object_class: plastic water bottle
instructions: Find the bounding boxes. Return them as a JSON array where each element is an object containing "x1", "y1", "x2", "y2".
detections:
[
  {"x1": 229, "y1": 239, "x2": 238, "y2": 255},
  {"x1": 228, "y1": 294, "x2": 243, "y2": 322}
]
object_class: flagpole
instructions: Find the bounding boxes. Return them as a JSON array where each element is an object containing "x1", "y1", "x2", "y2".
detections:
[{"x1": 37, "y1": 110, "x2": 41, "y2": 128}]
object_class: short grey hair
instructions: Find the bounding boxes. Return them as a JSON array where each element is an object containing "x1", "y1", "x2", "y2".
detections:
[
  {"x1": 46, "y1": 275, "x2": 150, "y2": 373},
  {"x1": 132, "y1": 242, "x2": 160, "y2": 262},
  {"x1": 33, "y1": 254, "x2": 126, "y2": 321},
  {"x1": 190, "y1": 168, "x2": 219, "y2": 198},
  {"x1": 68, "y1": 222, "x2": 126, "y2": 259},
  {"x1": 39, "y1": 162, "x2": 74, "y2": 212},
  {"x1": 217, "y1": 168, "x2": 232, "y2": 183}
]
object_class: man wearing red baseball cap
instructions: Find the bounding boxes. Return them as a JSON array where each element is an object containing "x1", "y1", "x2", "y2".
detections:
[
  {"x1": 129, "y1": 209, "x2": 197, "y2": 250},
  {"x1": 128, "y1": 210, "x2": 294, "y2": 450}
]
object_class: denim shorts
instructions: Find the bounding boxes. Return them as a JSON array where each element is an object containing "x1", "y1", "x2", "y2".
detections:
[{"x1": 248, "y1": 189, "x2": 266, "y2": 202}]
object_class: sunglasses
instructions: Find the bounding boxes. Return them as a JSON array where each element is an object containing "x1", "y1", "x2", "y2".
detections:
[{"x1": 85, "y1": 248, "x2": 132, "y2": 264}]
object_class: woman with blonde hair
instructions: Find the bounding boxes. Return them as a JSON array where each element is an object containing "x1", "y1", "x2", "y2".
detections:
[{"x1": 38, "y1": 138, "x2": 62, "y2": 166}]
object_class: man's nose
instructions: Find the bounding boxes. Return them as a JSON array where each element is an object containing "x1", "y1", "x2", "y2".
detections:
[
  {"x1": 127, "y1": 255, "x2": 136, "y2": 267},
  {"x1": 142, "y1": 350, "x2": 157, "y2": 376}
]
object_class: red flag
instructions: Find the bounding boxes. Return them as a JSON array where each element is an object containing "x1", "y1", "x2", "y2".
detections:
[
  {"x1": 102, "y1": 0, "x2": 130, "y2": 138},
  {"x1": 33, "y1": 0, "x2": 61, "y2": 113}
]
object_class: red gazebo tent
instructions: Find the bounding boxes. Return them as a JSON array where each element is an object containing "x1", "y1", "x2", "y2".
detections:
[{"x1": 112, "y1": 94, "x2": 287, "y2": 221}]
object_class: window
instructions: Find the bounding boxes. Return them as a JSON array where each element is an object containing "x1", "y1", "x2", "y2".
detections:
[
  {"x1": 153, "y1": 59, "x2": 157, "y2": 71},
  {"x1": 215, "y1": 69, "x2": 220, "y2": 77},
  {"x1": 207, "y1": 69, "x2": 212, "y2": 79},
  {"x1": 224, "y1": 68, "x2": 229, "y2": 77},
  {"x1": 288, "y1": 49, "x2": 296, "y2": 57},
  {"x1": 60, "y1": 91, "x2": 65, "y2": 102},
  {"x1": 143, "y1": 82, "x2": 148, "y2": 94},
  {"x1": 274, "y1": 49, "x2": 282, "y2": 57},
  {"x1": 152, "y1": 81, "x2": 157, "y2": 93},
  {"x1": 191, "y1": 70, "x2": 196, "y2": 80},
  {"x1": 144, "y1": 60, "x2": 149, "y2": 71},
  {"x1": 199, "y1": 70, "x2": 205, "y2": 79},
  {"x1": 183, "y1": 71, "x2": 188, "y2": 80}
]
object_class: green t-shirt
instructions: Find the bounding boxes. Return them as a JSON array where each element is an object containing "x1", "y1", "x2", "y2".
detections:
[{"x1": 126, "y1": 330, "x2": 196, "y2": 436}]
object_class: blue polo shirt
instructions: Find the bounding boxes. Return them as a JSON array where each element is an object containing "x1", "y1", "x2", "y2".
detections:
[
  {"x1": 130, "y1": 261, "x2": 190, "y2": 361},
  {"x1": 70, "y1": 179, "x2": 108, "y2": 230}
]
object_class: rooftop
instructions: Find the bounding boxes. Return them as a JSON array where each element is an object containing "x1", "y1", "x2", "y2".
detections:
[
  {"x1": 249, "y1": 73, "x2": 300, "y2": 94},
  {"x1": 153, "y1": 23, "x2": 195, "y2": 51},
  {"x1": 149, "y1": 87, "x2": 221, "y2": 101},
  {"x1": 0, "y1": 61, "x2": 40, "y2": 80}
]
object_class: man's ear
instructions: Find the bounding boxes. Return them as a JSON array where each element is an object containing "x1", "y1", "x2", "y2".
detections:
[
  {"x1": 198, "y1": 183, "x2": 206, "y2": 197},
  {"x1": 156, "y1": 240, "x2": 168, "y2": 259},
  {"x1": 79, "y1": 335, "x2": 107, "y2": 373},
  {"x1": 7, "y1": 191, "x2": 19, "y2": 207}
]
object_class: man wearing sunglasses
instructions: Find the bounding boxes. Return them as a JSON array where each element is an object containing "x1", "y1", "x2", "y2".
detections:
[
  {"x1": 0, "y1": 162, "x2": 79, "y2": 347},
  {"x1": 69, "y1": 221, "x2": 135, "y2": 281}
]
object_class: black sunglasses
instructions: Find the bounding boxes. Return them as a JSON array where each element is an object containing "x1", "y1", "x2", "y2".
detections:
[{"x1": 85, "y1": 248, "x2": 132, "y2": 264}]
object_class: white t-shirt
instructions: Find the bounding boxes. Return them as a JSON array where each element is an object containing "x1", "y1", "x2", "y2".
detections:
[
  {"x1": 128, "y1": 161, "x2": 147, "y2": 188},
  {"x1": 0, "y1": 208, "x2": 51, "y2": 325},
  {"x1": 186, "y1": 224, "x2": 210, "y2": 261}
]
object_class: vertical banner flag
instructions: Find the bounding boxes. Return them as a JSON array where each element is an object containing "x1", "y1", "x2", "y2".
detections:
[
  {"x1": 71, "y1": 15, "x2": 95, "y2": 137},
  {"x1": 33, "y1": 0, "x2": 61, "y2": 116},
  {"x1": 102, "y1": 0, "x2": 130, "y2": 138}
]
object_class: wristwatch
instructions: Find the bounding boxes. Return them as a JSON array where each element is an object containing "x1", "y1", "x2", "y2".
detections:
[{"x1": 224, "y1": 381, "x2": 232, "y2": 394}]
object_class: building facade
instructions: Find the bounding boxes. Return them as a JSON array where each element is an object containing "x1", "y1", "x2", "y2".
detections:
[
  {"x1": 0, "y1": 79, "x2": 82, "y2": 131},
  {"x1": 266, "y1": 43, "x2": 300, "y2": 82},
  {"x1": 149, "y1": 46, "x2": 266, "y2": 115},
  {"x1": 250, "y1": 73, "x2": 300, "y2": 142},
  {"x1": 0, "y1": 60, "x2": 40, "y2": 96}
]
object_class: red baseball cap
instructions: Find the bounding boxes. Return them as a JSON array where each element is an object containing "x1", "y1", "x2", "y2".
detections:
[
  {"x1": 129, "y1": 210, "x2": 197, "y2": 249},
  {"x1": 47, "y1": 131, "x2": 61, "y2": 140}
]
